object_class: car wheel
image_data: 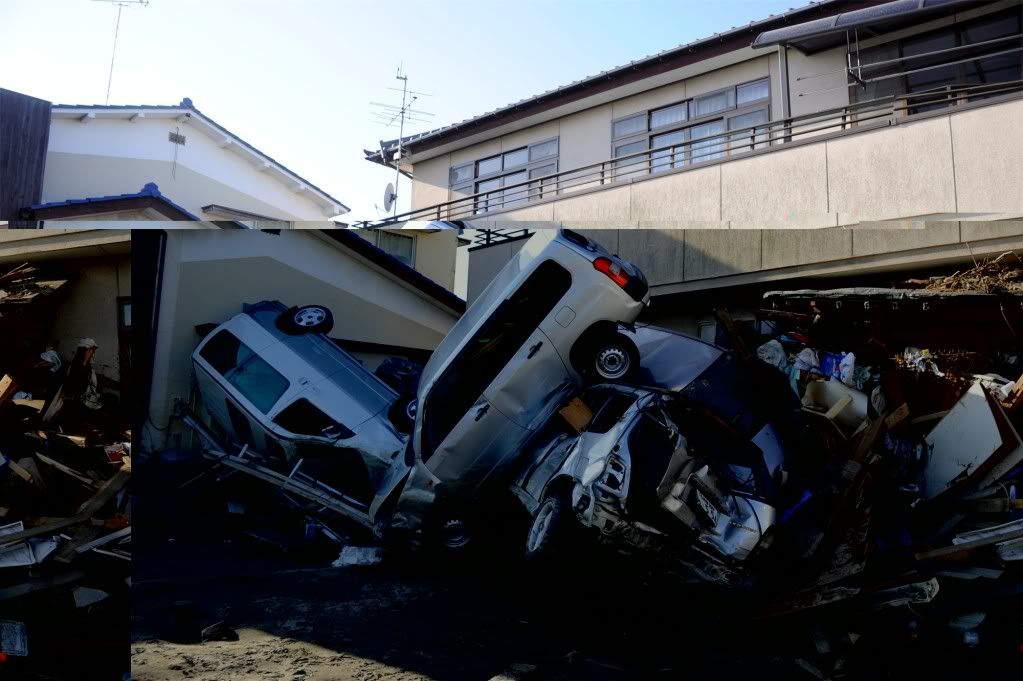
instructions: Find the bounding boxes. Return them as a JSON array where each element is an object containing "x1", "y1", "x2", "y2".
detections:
[
  {"x1": 439, "y1": 517, "x2": 472, "y2": 550},
  {"x1": 280, "y1": 304, "x2": 334, "y2": 334},
  {"x1": 388, "y1": 395, "x2": 417, "y2": 434},
  {"x1": 525, "y1": 493, "x2": 568, "y2": 560},
  {"x1": 589, "y1": 333, "x2": 637, "y2": 382}
]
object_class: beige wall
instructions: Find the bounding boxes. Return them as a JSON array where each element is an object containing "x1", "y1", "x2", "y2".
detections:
[
  {"x1": 467, "y1": 223, "x2": 1023, "y2": 303},
  {"x1": 478, "y1": 98, "x2": 1022, "y2": 228},
  {"x1": 143, "y1": 229, "x2": 461, "y2": 451},
  {"x1": 408, "y1": 54, "x2": 774, "y2": 211},
  {"x1": 355, "y1": 229, "x2": 459, "y2": 291}
]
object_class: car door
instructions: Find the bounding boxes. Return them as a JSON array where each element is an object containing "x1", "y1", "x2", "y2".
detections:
[
  {"x1": 425, "y1": 392, "x2": 526, "y2": 486},
  {"x1": 485, "y1": 326, "x2": 573, "y2": 431}
]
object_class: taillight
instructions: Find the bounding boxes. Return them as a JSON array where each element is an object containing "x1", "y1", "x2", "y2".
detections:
[{"x1": 593, "y1": 256, "x2": 630, "y2": 289}]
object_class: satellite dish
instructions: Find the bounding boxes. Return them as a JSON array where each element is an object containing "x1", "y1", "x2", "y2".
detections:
[{"x1": 383, "y1": 183, "x2": 396, "y2": 212}]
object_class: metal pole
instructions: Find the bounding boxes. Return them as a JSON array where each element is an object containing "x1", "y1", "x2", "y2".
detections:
[
  {"x1": 394, "y1": 70, "x2": 407, "y2": 219},
  {"x1": 105, "y1": 3, "x2": 123, "y2": 105}
]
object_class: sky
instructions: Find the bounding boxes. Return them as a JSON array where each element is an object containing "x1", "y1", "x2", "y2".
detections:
[{"x1": 2, "y1": 0, "x2": 802, "y2": 222}]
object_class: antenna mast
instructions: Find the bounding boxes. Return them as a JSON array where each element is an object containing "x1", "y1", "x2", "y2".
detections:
[
  {"x1": 91, "y1": 0, "x2": 150, "y2": 105},
  {"x1": 394, "y1": 65, "x2": 407, "y2": 218},
  {"x1": 370, "y1": 64, "x2": 434, "y2": 218}
]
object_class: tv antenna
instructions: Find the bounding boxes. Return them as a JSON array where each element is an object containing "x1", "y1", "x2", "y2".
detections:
[
  {"x1": 91, "y1": 0, "x2": 150, "y2": 105},
  {"x1": 370, "y1": 63, "x2": 434, "y2": 218}
]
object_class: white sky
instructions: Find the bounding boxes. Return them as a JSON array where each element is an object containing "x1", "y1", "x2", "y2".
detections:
[{"x1": 2, "y1": 0, "x2": 795, "y2": 222}]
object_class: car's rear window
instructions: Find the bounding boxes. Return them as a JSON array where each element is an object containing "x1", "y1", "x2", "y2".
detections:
[{"x1": 200, "y1": 329, "x2": 289, "y2": 413}]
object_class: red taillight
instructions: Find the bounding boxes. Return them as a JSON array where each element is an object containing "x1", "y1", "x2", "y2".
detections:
[{"x1": 593, "y1": 256, "x2": 630, "y2": 289}]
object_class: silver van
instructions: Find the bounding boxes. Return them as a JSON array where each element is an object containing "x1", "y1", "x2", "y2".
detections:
[
  {"x1": 395, "y1": 229, "x2": 650, "y2": 539},
  {"x1": 191, "y1": 301, "x2": 411, "y2": 525}
]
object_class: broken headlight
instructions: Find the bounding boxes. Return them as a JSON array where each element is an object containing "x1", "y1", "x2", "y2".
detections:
[{"x1": 597, "y1": 455, "x2": 628, "y2": 496}]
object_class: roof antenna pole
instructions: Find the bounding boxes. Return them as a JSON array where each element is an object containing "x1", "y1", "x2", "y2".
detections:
[
  {"x1": 92, "y1": 0, "x2": 149, "y2": 105},
  {"x1": 394, "y1": 64, "x2": 407, "y2": 218}
]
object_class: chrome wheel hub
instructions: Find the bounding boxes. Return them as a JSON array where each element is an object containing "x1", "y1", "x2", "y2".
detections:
[
  {"x1": 295, "y1": 307, "x2": 327, "y2": 327},
  {"x1": 596, "y1": 346, "x2": 629, "y2": 379}
]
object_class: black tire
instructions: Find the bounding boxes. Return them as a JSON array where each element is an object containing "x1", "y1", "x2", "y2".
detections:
[
  {"x1": 524, "y1": 491, "x2": 570, "y2": 561},
  {"x1": 388, "y1": 395, "x2": 417, "y2": 434},
  {"x1": 278, "y1": 304, "x2": 334, "y2": 335},
  {"x1": 584, "y1": 332, "x2": 639, "y2": 383}
]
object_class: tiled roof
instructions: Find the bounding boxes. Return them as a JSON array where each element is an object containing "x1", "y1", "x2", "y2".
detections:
[{"x1": 30, "y1": 182, "x2": 200, "y2": 219}]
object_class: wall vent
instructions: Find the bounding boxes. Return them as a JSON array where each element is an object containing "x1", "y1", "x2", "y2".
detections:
[{"x1": 168, "y1": 131, "x2": 186, "y2": 145}]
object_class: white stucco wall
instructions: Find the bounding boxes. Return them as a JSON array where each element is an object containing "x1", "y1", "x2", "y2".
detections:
[{"x1": 45, "y1": 116, "x2": 339, "y2": 220}]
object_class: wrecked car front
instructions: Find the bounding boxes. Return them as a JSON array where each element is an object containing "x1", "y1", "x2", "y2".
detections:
[{"x1": 516, "y1": 384, "x2": 779, "y2": 581}]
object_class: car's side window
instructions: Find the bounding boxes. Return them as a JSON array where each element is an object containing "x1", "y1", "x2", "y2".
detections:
[
  {"x1": 421, "y1": 259, "x2": 572, "y2": 461},
  {"x1": 274, "y1": 398, "x2": 355, "y2": 440},
  {"x1": 199, "y1": 329, "x2": 289, "y2": 413}
]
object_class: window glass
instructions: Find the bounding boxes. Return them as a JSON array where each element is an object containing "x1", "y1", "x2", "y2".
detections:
[
  {"x1": 274, "y1": 398, "x2": 355, "y2": 439},
  {"x1": 727, "y1": 109, "x2": 769, "y2": 154},
  {"x1": 650, "y1": 103, "x2": 687, "y2": 129},
  {"x1": 378, "y1": 231, "x2": 415, "y2": 266},
  {"x1": 529, "y1": 163, "x2": 556, "y2": 200},
  {"x1": 613, "y1": 114, "x2": 647, "y2": 139},
  {"x1": 421, "y1": 260, "x2": 572, "y2": 460},
  {"x1": 200, "y1": 330, "x2": 289, "y2": 413},
  {"x1": 503, "y1": 148, "x2": 528, "y2": 169},
  {"x1": 586, "y1": 391, "x2": 637, "y2": 433},
  {"x1": 529, "y1": 138, "x2": 558, "y2": 161},
  {"x1": 501, "y1": 170, "x2": 529, "y2": 208},
  {"x1": 651, "y1": 129, "x2": 685, "y2": 173},
  {"x1": 450, "y1": 164, "x2": 473, "y2": 185},
  {"x1": 689, "y1": 120, "x2": 725, "y2": 163},
  {"x1": 694, "y1": 89, "x2": 735, "y2": 117},
  {"x1": 613, "y1": 140, "x2": 648, "y2": 177},
  {"x1": 477, "y1": 155, "x2": 502, "y2": 176},
  {"x1": 737, "y1": 79, "x2": 769, "y2": 105},
  {"x1": 475, "y1": 177, "x2": 502, "y2": 213}
]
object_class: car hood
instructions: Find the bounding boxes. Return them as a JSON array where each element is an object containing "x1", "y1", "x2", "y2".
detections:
[{"x1": 627, "y1": 324, "x2": 724, "y2": 393}]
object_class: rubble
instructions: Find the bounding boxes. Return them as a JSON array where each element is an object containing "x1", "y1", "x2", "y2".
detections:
[{"x1": 0, "y1": 262, "x2": 130, "y2": 678}]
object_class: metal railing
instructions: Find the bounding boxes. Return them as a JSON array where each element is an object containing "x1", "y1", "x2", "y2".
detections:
[{"x1": 356, "y1": 80, "x2": 1022, "y2": 227}]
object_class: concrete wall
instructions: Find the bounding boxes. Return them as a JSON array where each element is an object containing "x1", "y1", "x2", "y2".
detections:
[
  {"x1": 143, "y1": 229, "x2": 461, "y2": 451},
  {"x1": 46, "y1": 117, "x2": 335, "y2": 220},
  {"x1": 48, "y1": 254, "x2": 130, "y2": 382},
  {"x1": 476, "y1": 98, "x2": 1022, "y2": 228},
  {"x1": 466, "y1": 223, "x2": 1023, "y2": 303}
]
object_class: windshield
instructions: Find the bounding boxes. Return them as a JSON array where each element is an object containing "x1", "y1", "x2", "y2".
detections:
[{"x1": 200, "y1": 330, "x2": 290, "y2": 413}]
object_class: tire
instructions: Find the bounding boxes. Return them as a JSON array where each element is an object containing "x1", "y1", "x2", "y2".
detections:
[
  {"x1": 586, "y1": 332, "x2": 639, "y2": 383},
  {"x1": 524, "y1": 492, "x2": 569, "y2": 561},
  {"x1": 278, "y1": 304, "x2": 334, "y2": 335},
  {"x1": 388, "y1": 395, "x2": 417, "y2": 434}
]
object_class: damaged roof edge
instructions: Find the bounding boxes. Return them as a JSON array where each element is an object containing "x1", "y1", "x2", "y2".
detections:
[
  {"x1": 323, "y1": 229, "x2": 466, "y2": 315},
  {"x1": 363, "y1": 0, "x2": 875, "y2": 165}
]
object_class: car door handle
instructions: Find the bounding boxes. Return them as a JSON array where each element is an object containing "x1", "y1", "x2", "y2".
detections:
[
  {"x1": 527, "y1": 341, "x2": 543, "y2": 359},
  {"x1": 474, "y1": 403, "x2": 490, "y2": 421}
]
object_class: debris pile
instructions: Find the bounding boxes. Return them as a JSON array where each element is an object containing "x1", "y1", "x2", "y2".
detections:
[
  {"x1": 912, "y1": 251, "x2": 1023, "y2": 294},
  {"x1": 0, "y1": 263, "x2": 130, "y2": 677},
  {"x1": 750, "y1": 263, "x2": 1023, "y2": 672}
]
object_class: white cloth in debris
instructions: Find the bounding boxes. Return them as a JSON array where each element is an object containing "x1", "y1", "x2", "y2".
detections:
[
  {"x1": 39, "y1": 349, "x2": 62, "y2": 374},
  {"x1": 757, "y1": 340, "x2": 787, "y2": 369}
]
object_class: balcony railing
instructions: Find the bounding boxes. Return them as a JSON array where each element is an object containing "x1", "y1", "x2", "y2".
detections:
[{"x1": 356, "y1": 80, "x2": 1022, "y2": 228}]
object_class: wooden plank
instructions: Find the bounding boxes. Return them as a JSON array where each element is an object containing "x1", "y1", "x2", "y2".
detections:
[{"x1": 0, "y1": 89, "x2": 51, "y2": 221}]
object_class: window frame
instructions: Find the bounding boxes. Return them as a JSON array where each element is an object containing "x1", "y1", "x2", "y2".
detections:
[
  {"x1": 377, "y1": 230, "x2": 417, "y2": 267},
  {"x1": 609, "y1": 77, "x2": 772, "y2": 172},
  {"x1": 449, "y1": 137, "x2": 561, "y2": 213}
]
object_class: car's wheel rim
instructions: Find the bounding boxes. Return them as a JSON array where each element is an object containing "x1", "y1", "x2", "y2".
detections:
[
  {"x1": 295, "y1": 307, "x2": 327, "y2": 327},
  {"x1": 441, "y1": 519, "x2": 470, "y2": 549},
  {"x1": 405, "y1": 400, "x2": 418, "y2": 420},
  {"x1": 595, "y1": 346, "x2": 629, "y2": 380},
  {"x1": 527, "y1": 501, "x2": 556, "y2": 553}
]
